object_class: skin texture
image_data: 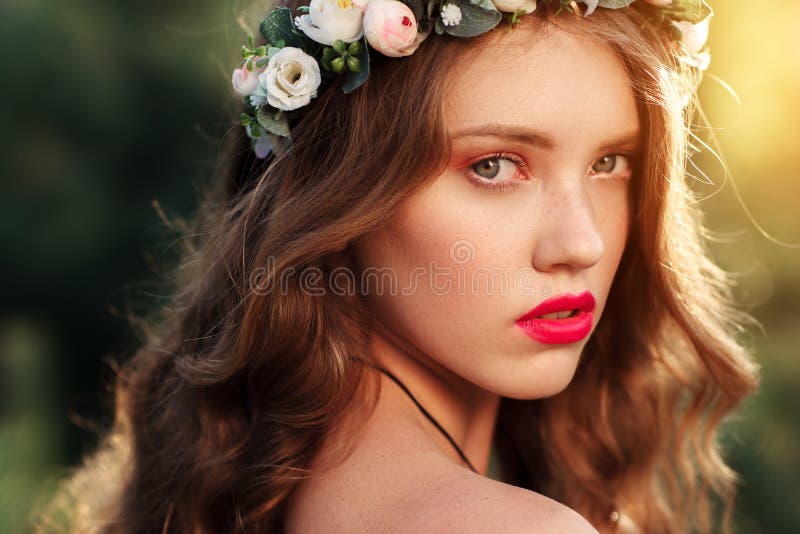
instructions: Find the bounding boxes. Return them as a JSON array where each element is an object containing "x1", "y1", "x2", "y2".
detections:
[
  {"x1": 351, "y1": 22, "x2": 640, "y2": 472},
  {"x1": 286, "y1": 18, "x2": 639, "y2": 532}
]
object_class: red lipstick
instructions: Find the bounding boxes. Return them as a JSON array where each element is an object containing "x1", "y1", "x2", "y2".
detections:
[{"x1": 515, "y1": 290, "x2": 596, "y2": 344}]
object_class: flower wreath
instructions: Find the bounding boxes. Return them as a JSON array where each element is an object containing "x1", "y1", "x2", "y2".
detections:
[{"x1": 231, "y1": 0, "x2": 713, "y2": 158}]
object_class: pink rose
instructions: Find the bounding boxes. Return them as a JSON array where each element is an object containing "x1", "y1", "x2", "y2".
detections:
[
  {"x1": 363, "y1": 0, "x2": 429, "y2": 58},
  {"x1": 641, "y1": 0, "x2": 673, "y2": 6},
  {"x1": 232, "y1": 57, "x2": 266, "y2": 97}
]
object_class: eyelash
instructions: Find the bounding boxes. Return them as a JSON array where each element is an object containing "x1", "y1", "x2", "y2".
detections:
[
  {"x1": 594, "y1": 153, "x2": 637, "y2": 183},
  {"x1": 464, "y1": 152, "x2": 528, "y2": 192},
  {"x1": 463, "y1": 151, "x2": 636, "y2": 192}
]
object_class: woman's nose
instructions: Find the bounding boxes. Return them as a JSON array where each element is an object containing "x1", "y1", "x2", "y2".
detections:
[{"x1": 530, "y1": 180, "x2": 605, "y2": 273}]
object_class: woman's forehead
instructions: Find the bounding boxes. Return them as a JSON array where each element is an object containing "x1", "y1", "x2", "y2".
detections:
[{"x1": 443, "y1": 24, "x2": 640, "y2": 150}]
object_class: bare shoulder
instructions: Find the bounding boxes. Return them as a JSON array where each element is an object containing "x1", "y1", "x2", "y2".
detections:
[
  {"x1": 282, "y1": 396, "x2": 597, "y2": 533},
  {"x1": 405, "y1": 467, "x2": 600, "y2": 534},
  {"x1": 284, "y1": 443, "x2": 598, "y2": 534}
]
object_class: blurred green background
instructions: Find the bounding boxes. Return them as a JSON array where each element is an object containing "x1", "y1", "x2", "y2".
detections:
[{"x1": 1, "y1": 0, "x2": 797, "y2": 531}]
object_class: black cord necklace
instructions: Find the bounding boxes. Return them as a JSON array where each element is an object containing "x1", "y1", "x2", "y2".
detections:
[
  {"x1": 364, "y1": 362, "x2": 478, "y2": 474},
  {"x1": 358, "y1": 359, "x2": 623, "y2": 528}
]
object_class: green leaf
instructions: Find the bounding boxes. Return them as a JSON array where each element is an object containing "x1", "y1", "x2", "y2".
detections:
[
  {"x1": 249, "y1": 123, "x2": 264, "y2": 138},
  {"x1": 597, "y1": 0, "x2": 635, "y2": 8},
  {"x1": 428, "y1": 0, "x2": 440, "y2": 19},
  {"x1": 443, "y1": 1, "x2": 501, "y2": 38},
  {"x1": 434, "y1": 18, "x2": 445, "y2": 35},
  {"x1": 256, "y1": 106, "x2": 291, "y2": 137},
  {"x1": 662, "y1": 0, "x2": 712, "y2": 23},
  {"x1": 342, "y1": 35, "x2": 370, "y2": 94},
  {"x1": 284, "y1": 136, "x2": 295, "y2": 155},
  {"x1": 469, "y1": 0, "x2": 499, "y2": 12},
  {"x1": 419, "y1": 18, "x2": 433, "y2": 33},
  {"x1": 259, "y1": 8, "x2": 305, "y2": 48}
]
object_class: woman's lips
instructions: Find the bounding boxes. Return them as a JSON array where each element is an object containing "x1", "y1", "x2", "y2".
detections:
[{"x1": 515, "y1": 290, "x2": 596, "y2": 344}]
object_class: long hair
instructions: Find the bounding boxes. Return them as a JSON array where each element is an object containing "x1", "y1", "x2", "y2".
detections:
[{"x1": 33, "y1": 2, "x2": 760, "y2": 532}]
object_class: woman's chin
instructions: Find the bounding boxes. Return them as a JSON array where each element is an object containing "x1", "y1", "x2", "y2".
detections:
[{"x1": 483, "y1": 345, "x2": 584, "y2": 401}]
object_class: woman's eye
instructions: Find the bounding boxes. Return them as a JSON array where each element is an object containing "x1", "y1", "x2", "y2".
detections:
[
  {"x1": 465, "y1": 152, "x2": 527, "y2": 191},
  {"x1": 591, "y1": 154, "x2": 633, "y2": 176}
]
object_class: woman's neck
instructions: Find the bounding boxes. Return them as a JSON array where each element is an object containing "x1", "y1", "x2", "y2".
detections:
[{"x1": 368, "y1": 321, "x2": 501, "y2": 476}]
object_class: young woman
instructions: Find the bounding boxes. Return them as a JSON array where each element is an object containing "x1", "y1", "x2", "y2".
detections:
[{"x1": 36, "y1": 0, "x2": 760, "y2": 532}]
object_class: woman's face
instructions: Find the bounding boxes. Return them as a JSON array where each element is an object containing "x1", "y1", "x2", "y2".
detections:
[{"x1": 352, "y1": 21, "x2": 640, "y2": 400}]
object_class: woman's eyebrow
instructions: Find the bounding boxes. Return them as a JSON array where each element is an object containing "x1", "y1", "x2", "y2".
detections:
[{"x1": 449, "y1": 124, "x2": 642, "y2": 152}]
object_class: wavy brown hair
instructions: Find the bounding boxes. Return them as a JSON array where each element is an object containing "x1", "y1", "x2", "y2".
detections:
[{"x1": 33, "y1": 2, "x2": 760, "y2": 533}]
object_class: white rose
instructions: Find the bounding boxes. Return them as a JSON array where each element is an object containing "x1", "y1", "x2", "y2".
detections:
[
  {"x1": 258, "y1": 47, "x2": 322, "y2": 111},
  {"x1": 672, "y1": 15, "x2": 710, "y2": 54},
  {"x1": 294, "y1": 0, "x2": 365, "y2": 47},
  {"x1": 492, "y1": 0, "x2": 536, "y2": 14}
]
